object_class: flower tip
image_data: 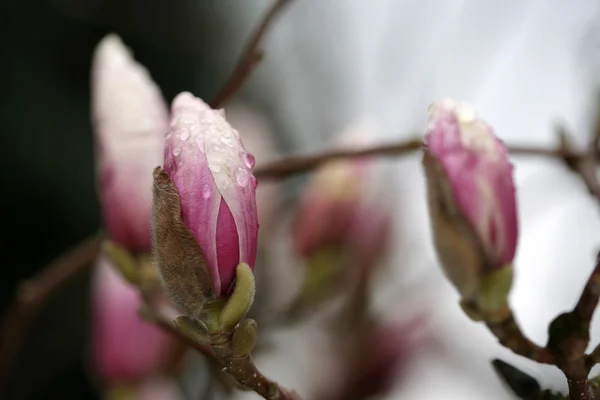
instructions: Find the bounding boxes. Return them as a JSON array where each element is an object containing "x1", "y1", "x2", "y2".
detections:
[
  {"x1": 171, "y1": 92, "x2": 211, "y2": 114},
  {"x1": 93, "y1": 34, "x2": 133, "y2": 70},
  {"x1": 428, "y1": 98, "x2": 478, "y2": 124}
]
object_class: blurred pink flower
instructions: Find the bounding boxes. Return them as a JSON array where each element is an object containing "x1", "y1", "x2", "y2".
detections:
[
  {"x1": 92, "y1": 34, "x2": 168, "y2": 251},
  {"x1": 292, "y1": 119, "x2": 391, "y2": 271},
  {"x1": 424, "y1": 98, "x2": 518, "y2": 267},
  {"x1": 163, "y1": 92, "x2": 259, "y2": 296},
  {"x1": 90, "y1": 259, "x2": 173, "y2": 384}
]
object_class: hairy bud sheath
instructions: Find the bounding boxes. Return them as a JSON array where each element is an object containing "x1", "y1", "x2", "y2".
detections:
[
  {"x1": 423, "y1": 99, "x2": 518, "y2": 301},
  {"x1": 153, "y1": 92, "x2": 259, "y2": 320},
  {"x1": 92, "y1": 34, "x2": 168, "y2": 251}
]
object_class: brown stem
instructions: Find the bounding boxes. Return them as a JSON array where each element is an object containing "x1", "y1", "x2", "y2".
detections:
[
  {"x1": 253, "y1": 138, "x2": 584, "y2": 181},
  {"x1": 485, "y1": 313, "x2": 555, "y2": 365},
  {"x1": 210, "y1": 0, "x2": 292, "y2": 109},
  {"x1": 209, "y1": 332, "x2": 296, "y2": 400},
  {"x1": 0, "y1": 232, "x2": 105, "y2": 390},
  {"x1": 254, "y1": 139, "x2": 423, "y2": 179}
]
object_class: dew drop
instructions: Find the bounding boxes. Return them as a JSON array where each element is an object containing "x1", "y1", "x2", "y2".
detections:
[
  {"x1": 201, "y1": 183, "x2": 212, "y2": 199},
  {"x1": 220, "y1": 136, "x2": 234, "y2": 147},
  {"x1": 172, "y1": 147, "x2": 181, "y2": 156},
  {"x1": 250, "y1": 175, "x2": 258, "y2": 189},
  {"x1": 213, "y1": 145, "x2": 223, "y2": 152},
  {"x1": 235, "y1": 168, "x2": 250, "y2": 186},
  {"x1": 179, "y1": 129, "x2": 190, "y2": 140},
  {"x1": 242, "y1": 152, "x2": 256, "y2": 168}
]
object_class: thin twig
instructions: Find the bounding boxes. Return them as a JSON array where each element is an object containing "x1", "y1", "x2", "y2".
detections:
[
  {"x1": 210, "y1": 0, "x2": 292, "y2": 109},
  {"x1": 0, "y1": 232, "x2": 105, "y2": 390},
  {"x1": 253, "y1": 138, "x2": 585, "y2": 181},
  {"x1": 209, "y1": 331, "x2": 298, "y2": 400},
  {"x1": 486, "y1": 313, "x2": 555, "y2": 365}
]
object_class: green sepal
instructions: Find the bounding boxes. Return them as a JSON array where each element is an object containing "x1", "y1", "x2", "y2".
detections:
[
  {"x1": 174, "y1": 315, "x2": 210, "y2": 345},
  {"x1": 231, "y1": 318, "x2": 258, "y2": 357},
  {"x1": 103, "y1": 240, "x2": 139, "y2": 284},
  {"x1": 475, "y1": 265, "x2": 513, "y2": 323},
  {"x1": 219, "y1": 263, "x2": 255, "y2": 331}
]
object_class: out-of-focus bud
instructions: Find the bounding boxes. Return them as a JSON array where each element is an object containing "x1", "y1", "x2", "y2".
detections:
[
  {"x1": 90, "y1": 259, "x2": 173, "y2": 385},
  {"x1": 292, "y1": 119, "x2": 391, "y2": 272},
  {"x1": 423, "y1": 98, "x2": 517, "y2": 319},
  {"x1": 338, "y1": 317, "x2": 427, "y2": 400},
  {"x1": 92, "y1": 34, "x2": 168, "y2": 251},
  {"x1": 288, "y1": 120, "x2": 391, "y2": 315},
  {"x1": 153, "y1": 92, "x2": 259, "y2": 313}
]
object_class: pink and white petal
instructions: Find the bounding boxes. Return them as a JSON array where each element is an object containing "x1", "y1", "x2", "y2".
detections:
[
  {"x1": 90, "y1": 258, "x2": 172, "y2": 383},
  {"x1": 199, "y1": 105, "x2": 259, "y2": 270},
  {"x1": 215, "y1": 198, "x2": 241, "y2": 292},
  {"x1": 92, "y1": 34, "x2": 168, "y2": 250},
  {"x1": 165, "y1": 92, "x2": 223, "y2": 294}
]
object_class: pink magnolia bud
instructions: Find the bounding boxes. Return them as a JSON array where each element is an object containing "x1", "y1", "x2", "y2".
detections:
[
  {"x1": 162, "y1": 92, "x2": 259, "y2": 296},
  {"x1": 423, "y1": 98, "x2": 518, "y2": 301},
  {"x1": 92, "y1": 34, "x2": 169, "y2": 251},
  {"x1": 292, "y1": 121, "x2": 390, "y2": 270},
  {"x1": 90, "y1": 259, "x2": 173, "y2": 384}
]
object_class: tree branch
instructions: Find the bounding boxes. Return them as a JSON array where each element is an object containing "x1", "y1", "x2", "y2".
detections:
[
  {"x1": 0, "y1": 232, "x2": 105, "y2": 390},
  {"x1": 486, "y1": 313, "x2": 555, "y2": 365},
  {"x1": 210, "y1": 0, "x2": 292, "y2": 109},
  {"x1": 254, "y1": 138, "x2": 585, "y2": 180}
]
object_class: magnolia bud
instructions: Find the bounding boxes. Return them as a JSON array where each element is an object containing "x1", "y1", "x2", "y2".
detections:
[
  {"x1": 423, "y1": 98, "x2": 517, "y2": 313},
  {"x1": 92, "y1": 34, "x2": 168, "y2": 251},
  {"x1": 292, "y1": 120, "x2": 391, "y2": 271},
  {"x1": 90, "y1": 259, "x2": 173, "y2": 384},
  {"x1": 155, "y1": 92, "x2": 259, "y2": 301}
]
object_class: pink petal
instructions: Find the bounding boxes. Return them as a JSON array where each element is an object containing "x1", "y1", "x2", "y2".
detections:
[
  {"x1": 425, "y1": 100, "x2": 518, "y2": 264},
  {"x1": 164, "y1": 93, "x2": 222, "y2": 294},
  {"x1": 216, "y1": 198, "x2": 240, "y2": 293},
  {"x1": 202, "y1": 110, "x2": 259, "y2": 274},
  {"x1": 92, "y1": 34, "x2": 168, "y2": 251},
  {"x1": 90, "y1": 258, "x2": 172, "y2": 384}
]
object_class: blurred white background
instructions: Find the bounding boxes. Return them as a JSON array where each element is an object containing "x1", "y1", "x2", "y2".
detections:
[{"x1": 219, "y1": 1, "x2": 600, "y2": 399}]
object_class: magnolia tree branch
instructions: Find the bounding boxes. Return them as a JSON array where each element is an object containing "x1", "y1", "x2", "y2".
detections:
[
  {"x1": 492, "y1": 126, "x2": 600, "y2": 400},
  {"x1": 210, "y1": 0, "x2": 292, "y2": 109},
  {"x1": 254, "y1": 138, "x2": 586, "y2": 180}
]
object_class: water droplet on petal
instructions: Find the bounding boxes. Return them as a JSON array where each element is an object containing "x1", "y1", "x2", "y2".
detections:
[
  {"x1": 220, "y1": 136, "x2": 234, "y2": 147},
  {"x1": 201, "y1": 183, "x2": 212, "y2": 199},
  {"x1": 172, "y1": 147, "x2": 181, "y2": 156},
  {"x1": 242, "y1": 152, "x2": 256, "y2": 168},
  {"x1": 250, "y1": 176, "x2": 258, "y2": 189},
  {"x1": 235, "y1": 168, "x2": 250, "y2": 186},
  {"x1": 179, "y1": 129, "x2": 190, "y2": 140}
]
